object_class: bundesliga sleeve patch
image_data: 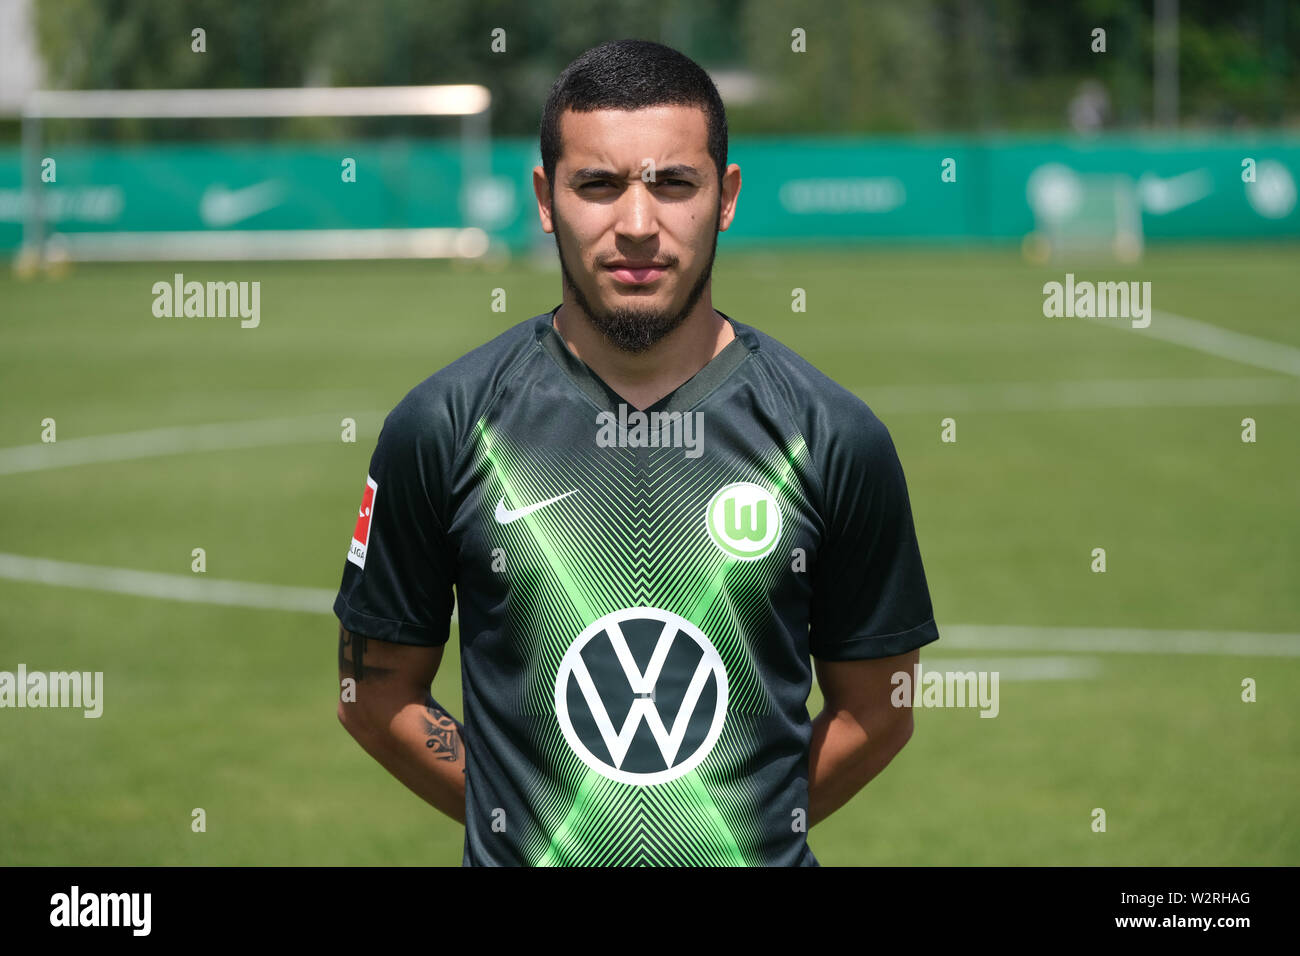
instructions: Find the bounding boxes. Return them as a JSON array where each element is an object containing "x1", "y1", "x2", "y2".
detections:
[{"x1": 347, "y1": 475, "x2": 378, "y2": 569}]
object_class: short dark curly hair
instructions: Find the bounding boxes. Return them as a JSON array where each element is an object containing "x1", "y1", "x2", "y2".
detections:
[{"x1": 540, "y1": 39, "x2": 728, "y2": 190}]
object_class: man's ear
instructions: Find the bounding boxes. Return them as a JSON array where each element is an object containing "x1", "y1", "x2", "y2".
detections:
[
  {"x1": 718, "y1": 163, "x2": 741, "y2": 232},
  {"x1": 533, "y1": 166, "x2": 555, "y2": 234}
]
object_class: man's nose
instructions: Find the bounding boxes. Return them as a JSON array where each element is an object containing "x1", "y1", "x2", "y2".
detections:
[{"x1": 615, "y1": 181, "x2": 658, "y2": 242}]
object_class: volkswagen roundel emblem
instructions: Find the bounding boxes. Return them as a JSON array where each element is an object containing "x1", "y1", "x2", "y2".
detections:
[{"x1": 554, "y1": 607, "x2": 729, "y2": 786}]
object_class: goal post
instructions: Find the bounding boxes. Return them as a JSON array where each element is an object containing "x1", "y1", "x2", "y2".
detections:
[
  {"x1": 1022, "y1": 162, "x2": 1144, "y2": 264},
  {"x1": 18, "y1": 85, "x2": 493, "y2": 266}
]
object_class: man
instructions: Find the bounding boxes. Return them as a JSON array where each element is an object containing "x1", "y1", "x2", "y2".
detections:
[{"x1": 334, "y1": 38, "x2": 939, "y2": 866}]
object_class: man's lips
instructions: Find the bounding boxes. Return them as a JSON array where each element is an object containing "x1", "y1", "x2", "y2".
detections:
[{"x1": 604, "y1": 263, "x2": 668, "y2": 284}]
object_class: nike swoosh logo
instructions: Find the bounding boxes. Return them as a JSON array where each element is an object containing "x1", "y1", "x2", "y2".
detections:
[
  {"x1": 1137, "y1": 169, "x2": 1213, "y2": 215},
  {"x1": 199, "y1": 181, "x2": 284, "y2": 227},
  {"x1": 494, "y1": 489, "x2": 578, "y2": 524}
]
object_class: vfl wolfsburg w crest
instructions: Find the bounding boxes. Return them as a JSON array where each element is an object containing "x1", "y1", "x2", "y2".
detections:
[
  {"x1": 554, "y1": 608, "x2": 728, "y2": 786},
  {"x1": 705, "y1": 481, "x2": 782, "y2": 560}
]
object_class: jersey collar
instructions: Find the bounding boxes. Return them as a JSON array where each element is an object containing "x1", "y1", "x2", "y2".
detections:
[{"x1": 537, "y1": 305, "x2": 754, "y2": 415}]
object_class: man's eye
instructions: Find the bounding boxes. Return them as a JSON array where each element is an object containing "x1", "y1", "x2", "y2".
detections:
[{"x1": 580, "y1": 179, "x2": 692, "y2": 190}]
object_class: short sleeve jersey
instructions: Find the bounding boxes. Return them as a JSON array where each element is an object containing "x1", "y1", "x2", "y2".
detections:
[{"x1": 334, "y1": 307, "x2": 940, "y2": 866}]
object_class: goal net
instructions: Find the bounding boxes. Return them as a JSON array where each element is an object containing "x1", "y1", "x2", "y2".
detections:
[
  {"x1": 1023, "y1": 162, "x2": 1144, "y2": 264},
  {"x1": 17, "y1": 85, "x2": 494, "y2": 267}
]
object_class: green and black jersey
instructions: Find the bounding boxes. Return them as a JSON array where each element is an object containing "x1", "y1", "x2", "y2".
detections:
[{"x1": 334, "y1": 306, "x2": 939, "y2": 866}]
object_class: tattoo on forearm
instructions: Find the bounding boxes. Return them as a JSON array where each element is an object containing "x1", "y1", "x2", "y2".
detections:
[{"x1": 423, "y1": 694, "x2": 467, "y2": 773}]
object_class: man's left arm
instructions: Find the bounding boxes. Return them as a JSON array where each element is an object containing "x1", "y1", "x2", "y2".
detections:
[
  {"x1": 807, "y1": 648, "x2": 917, "y2": 827},
  {"x1": 805, "y1": 401, "x2": 939, "y2": 827}
]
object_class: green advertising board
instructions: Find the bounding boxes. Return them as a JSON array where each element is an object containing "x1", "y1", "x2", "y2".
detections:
[{"x1": 1, "y1": 136, "x2": 1296, "y2": 256}]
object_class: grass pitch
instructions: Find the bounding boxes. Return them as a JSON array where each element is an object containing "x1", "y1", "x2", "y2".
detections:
[{"x1": 1, "y1": 243, "x2": 1297, "y2": 865}]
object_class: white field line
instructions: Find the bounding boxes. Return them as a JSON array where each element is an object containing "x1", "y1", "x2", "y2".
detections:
[
  {"x1": 856, "y1": 376, "x2": 1300, "y2": 413},
  {"x1": 941, "y1": 625, "x2": 1300, "y2": 658},
  {"x1": 1085, "y1": 309, "x2": 1300, "y2": 378},
  {"x1": 0, "y1": 551, "x2": 336, "y2": 615},
  {"x1": 1, "y1": 552, "x2": 1296, "y2": 660},
  {"x1": 4, "y1": 375, "x2": 1293, "y2": 480},
  {"x1": 861, "y1": 308, "x2": 1300, "y2": 412},
  {"x1": 0, "y1": 411, "x2": 389, "y2": 476}
]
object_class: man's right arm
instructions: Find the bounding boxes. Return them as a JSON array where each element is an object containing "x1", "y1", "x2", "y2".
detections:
[{"x1": 336, "y1": 624, "x2": 467, "y2": 824}]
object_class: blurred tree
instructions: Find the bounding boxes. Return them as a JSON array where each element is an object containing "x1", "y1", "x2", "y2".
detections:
[{"x1": 29, "y1": 0, "x2": 1300, "y2": 139}]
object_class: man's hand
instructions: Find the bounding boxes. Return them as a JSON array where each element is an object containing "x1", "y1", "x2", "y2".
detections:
[
  {"x1": 807, "y1": 649, "x2": 918, "y2": 827},
  {"x1": 336, "y1": 624, "x2": 467, "y2": 824}
]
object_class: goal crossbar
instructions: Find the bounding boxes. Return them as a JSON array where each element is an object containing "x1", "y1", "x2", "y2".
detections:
[
  {"x1": 23, "y1": 85, "x2": 491, "y2": 119},
  {"x1": 19, "y1": 85, "x2": 493, "y2": 264}
]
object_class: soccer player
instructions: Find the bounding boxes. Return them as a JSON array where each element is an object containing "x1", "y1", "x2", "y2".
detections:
[{"x1": 334, "y1": 39, "x2": 940, "y2": 866}]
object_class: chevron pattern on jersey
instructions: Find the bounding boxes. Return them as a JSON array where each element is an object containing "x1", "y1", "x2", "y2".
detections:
[{"x1": 467, "y1": 416, "x2": 812, "y2": 866}]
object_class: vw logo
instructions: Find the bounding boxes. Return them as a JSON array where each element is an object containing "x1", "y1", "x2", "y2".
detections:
[{"x1": 554, "y1": 607, "x2": 728, "y2": 786}]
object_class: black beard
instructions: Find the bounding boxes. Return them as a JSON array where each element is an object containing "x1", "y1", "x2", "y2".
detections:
[{"x1": 553, "y1": 205, "x2": 720, "y2": 354}]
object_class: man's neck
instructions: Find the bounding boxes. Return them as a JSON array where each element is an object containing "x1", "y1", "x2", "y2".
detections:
[{"x1": 553, "y1": 299, "x2": 736, "y2": 411}]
